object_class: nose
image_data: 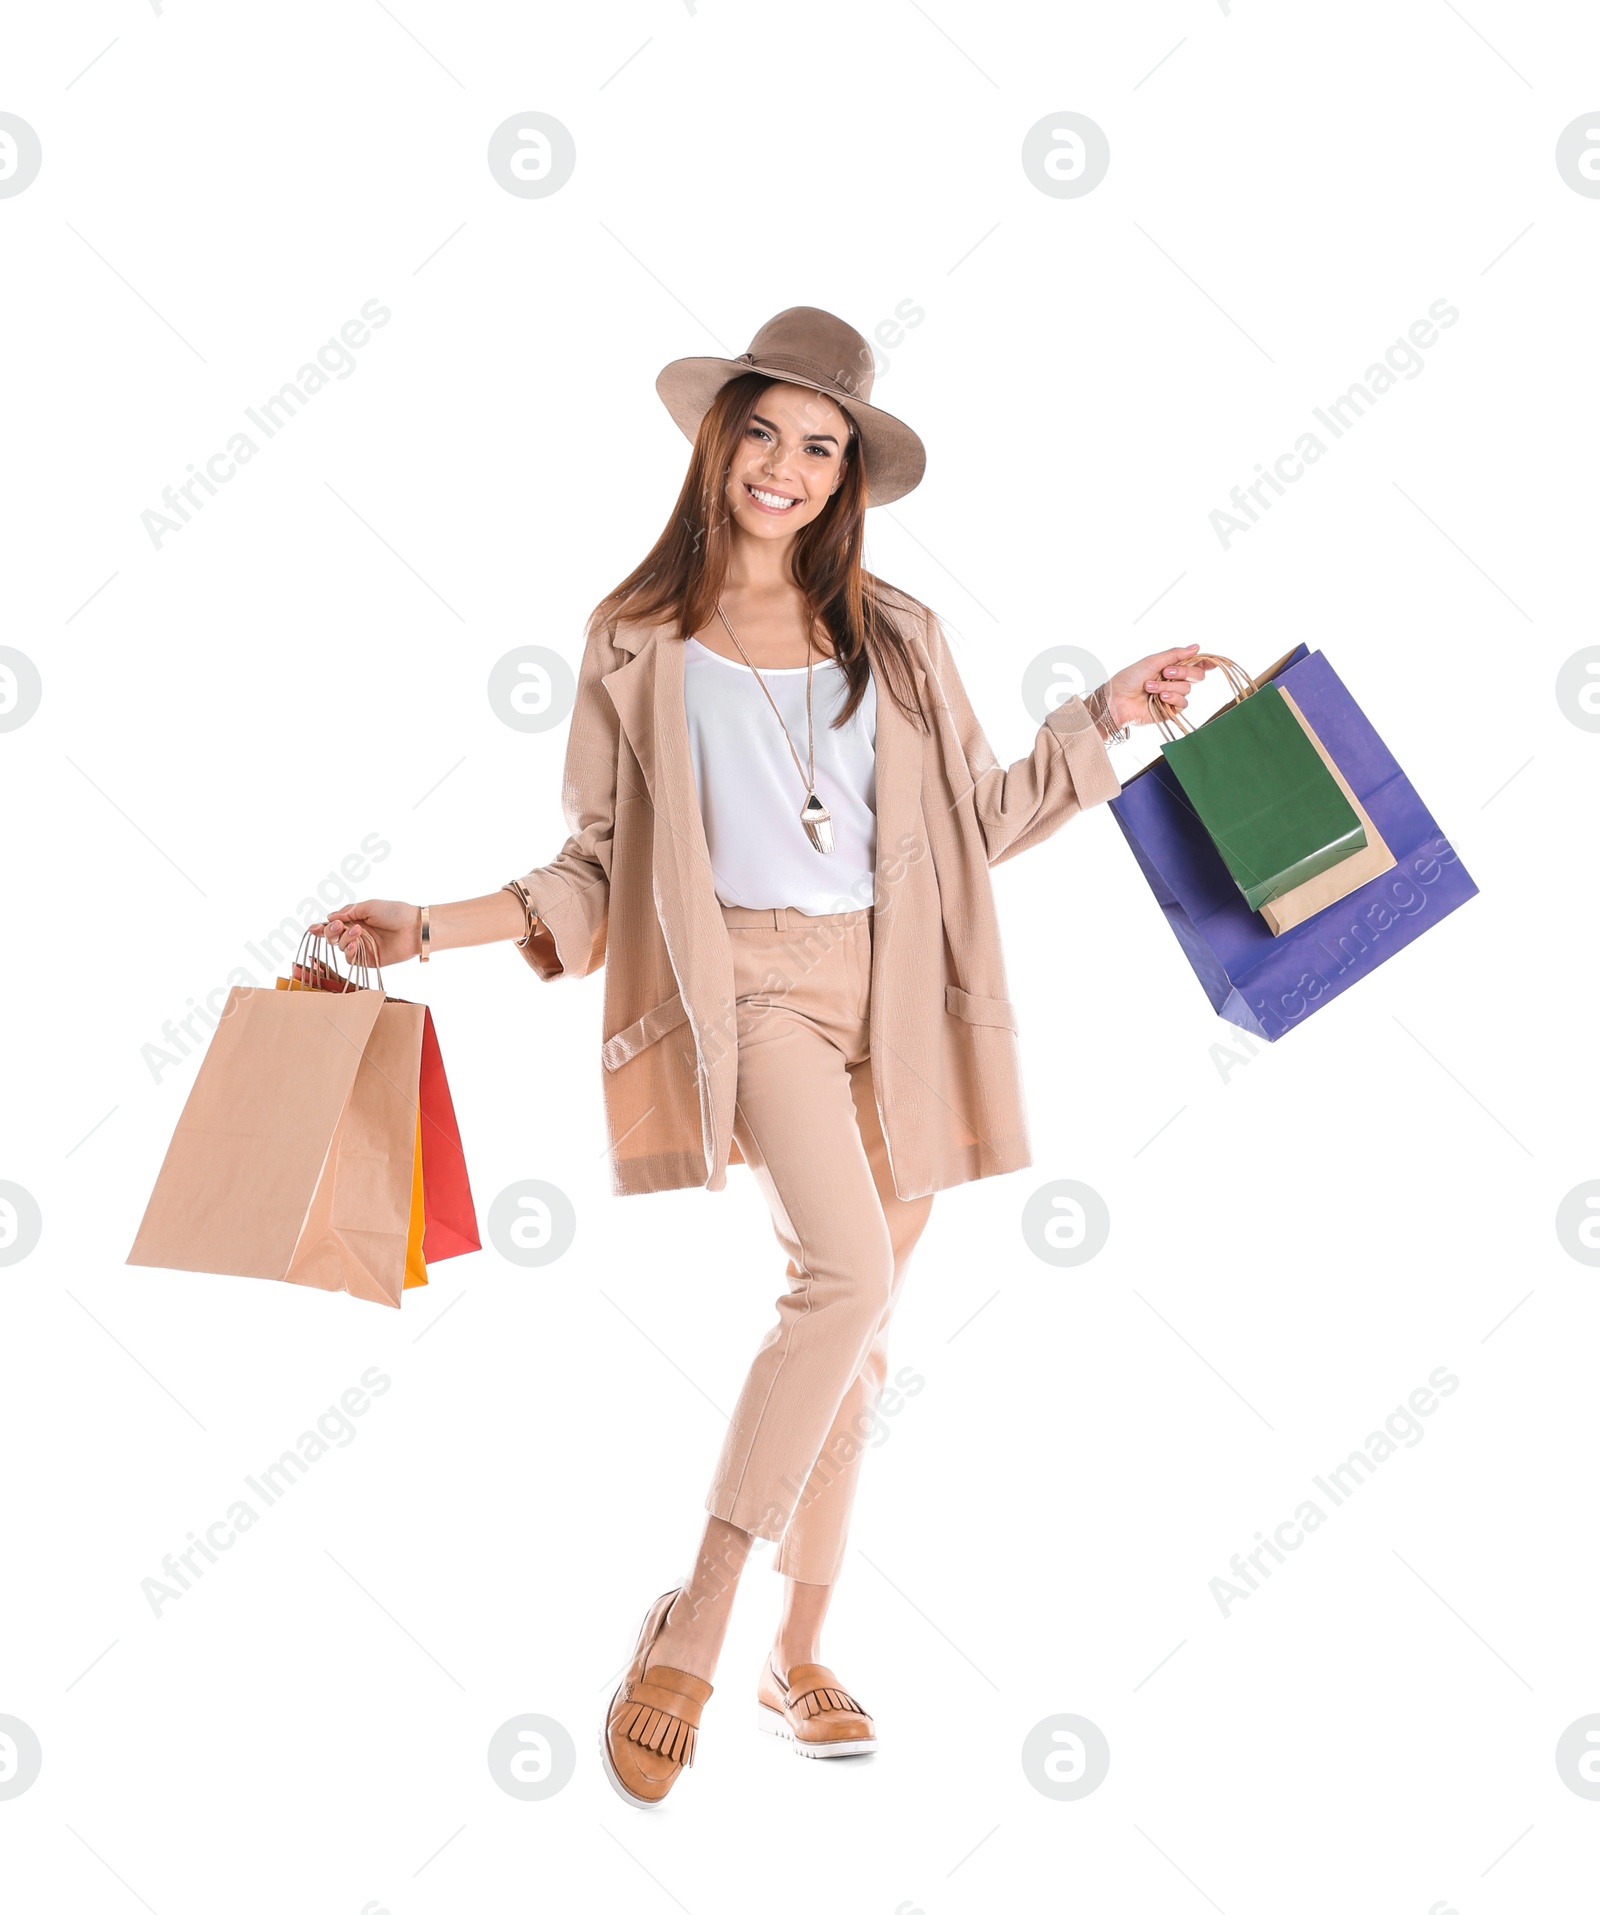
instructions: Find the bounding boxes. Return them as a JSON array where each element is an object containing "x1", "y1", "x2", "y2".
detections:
[{"x1": 761, "y1": 442, "x2": 800, "y2": 484}]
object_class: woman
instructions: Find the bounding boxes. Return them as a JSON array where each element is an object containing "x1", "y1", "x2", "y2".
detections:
[{"x1": 314, "y1": 306, "x2": 1212, "y2": 1807}]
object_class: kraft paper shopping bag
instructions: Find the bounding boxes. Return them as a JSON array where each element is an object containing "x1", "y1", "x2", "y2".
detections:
[
  {"x1": 277, "y1": 962, "x2": 479, "y2": 1264},
  {"x1": 277, "y1": 968, "x2": 428, "y2": 1289},
  {"x1": 280, "y1": 990, "x2": 425, "y2": 1305},
  {"x1": 125, "y1": 983, "x2": 406, "y2": 1295},
  {"x1": 1258, "y1": 687, "x2": 1396, "y2": 935}
]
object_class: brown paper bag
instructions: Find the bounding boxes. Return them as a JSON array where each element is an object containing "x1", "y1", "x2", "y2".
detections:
[
  {"x1": 283, "y1": 994, "x2": 425, "y2": 1305},
  {"x1": 127, "y1": 983, "x2": 426, "y2": 1308},
  {"x1": 277, "y1": 970, "x2": 429, "y2": 1293},
  {"x1": 1258, "y1": 688, "x2": 1396, "y2": 935}
]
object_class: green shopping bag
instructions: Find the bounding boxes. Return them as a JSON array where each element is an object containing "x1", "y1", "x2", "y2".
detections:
[{"x1": 1151, "y1": 654, "x2": 1367, "y2": 912}]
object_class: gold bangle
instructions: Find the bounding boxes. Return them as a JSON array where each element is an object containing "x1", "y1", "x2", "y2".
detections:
[
  {"x1": 501, "y1": 879, "x2": 541, "y2": 950},
  {"x1": 419, "y1": 903, "x2": 430, "y2": 963},
  {"x1": 1086, "y1": 684, "x2": 1128, "y2": 746}
]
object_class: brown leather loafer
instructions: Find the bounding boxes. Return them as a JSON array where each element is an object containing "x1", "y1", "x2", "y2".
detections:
[
  {"x1": 756, "y1": 1654, "x2": 877, "y2": 1757},
  {"x1": 600, "y1": 1589, "x2": 714, "y2": 1808}
]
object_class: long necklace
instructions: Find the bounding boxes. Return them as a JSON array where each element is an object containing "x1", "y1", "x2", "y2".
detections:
[{"x1": 713, "y1": 602, "x2": 834, "y2": 855}]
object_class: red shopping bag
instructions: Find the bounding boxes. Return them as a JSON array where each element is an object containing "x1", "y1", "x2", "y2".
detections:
[{"x1": 414, "y1": 1004, "x2": 480, "y2": 1262}]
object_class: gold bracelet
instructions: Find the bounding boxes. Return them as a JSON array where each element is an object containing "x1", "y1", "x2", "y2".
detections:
[
  {"x1": 1086, "y1": 684, "x2": 1129, "y2": 746},
  {"x1": 501, "y1": 879, "x2": 541, "y2": 950},
  {"x1": 419, "y1": 903, "x2": 430, "y2": 963}
]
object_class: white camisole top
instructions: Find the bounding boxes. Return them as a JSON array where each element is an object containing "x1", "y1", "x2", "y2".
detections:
[{"x1": 682, "y1": 635, "x2": 878, "y2": 915}]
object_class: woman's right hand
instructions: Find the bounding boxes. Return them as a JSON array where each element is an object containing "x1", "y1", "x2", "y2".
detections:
[{"x1": 310, "y1": 899, "x2": 421, "y2": 968}]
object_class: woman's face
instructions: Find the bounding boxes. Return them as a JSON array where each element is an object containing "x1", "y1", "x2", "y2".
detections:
[{"x1": 724, "y1": 381, "x2": 852, "y2": 542}]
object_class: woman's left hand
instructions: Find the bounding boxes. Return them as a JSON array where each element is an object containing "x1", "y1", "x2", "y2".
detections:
[{"x1": 1099, "y1": 643, "x2": 1215, "y2": 729}]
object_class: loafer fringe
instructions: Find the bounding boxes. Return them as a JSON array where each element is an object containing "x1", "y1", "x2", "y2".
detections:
[{"x1": 614, "y1": 1699, "x2": 698, "y2": 1768}]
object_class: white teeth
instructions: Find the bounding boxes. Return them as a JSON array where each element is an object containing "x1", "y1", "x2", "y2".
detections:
[{"x1": 748, "y1": 485, "x2": 797, "y2": 509}]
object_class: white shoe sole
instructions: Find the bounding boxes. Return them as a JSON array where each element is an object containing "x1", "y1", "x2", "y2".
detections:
[
  {"x1": 599, "y1": 1683, "x2": 668, "y2": 1809},
  {"x1": 756, "y1": 1702, "x2": 877, "y2": 1757}
]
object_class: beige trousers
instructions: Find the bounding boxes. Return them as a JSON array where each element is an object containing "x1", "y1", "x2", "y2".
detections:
[{"x1": 704, "y1": 900, "x2": 935, "y2": 1586}]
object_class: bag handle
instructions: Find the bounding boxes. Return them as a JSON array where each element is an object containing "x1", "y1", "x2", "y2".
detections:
[
  {"x1": 1146, "y1": 652, "x2": 1261, "y2": 741},
  {"x1": 289, "y1": 926, "x2": 343, "y2": 990},
  {"x1": 343, "y1": 924, "x2": 386, "y2": 993},
  {"x1": 289, "y1": 923, "x2": 386, "y2": 994}
]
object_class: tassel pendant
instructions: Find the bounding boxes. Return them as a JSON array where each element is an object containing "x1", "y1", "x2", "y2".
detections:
[{"x1": 800, "y1": 791, "x2": 834, "y2": 855}]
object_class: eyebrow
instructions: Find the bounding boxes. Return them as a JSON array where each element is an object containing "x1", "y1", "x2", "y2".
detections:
[{"x1": 750, "y1": 411, "x2": 840, "y2": 446}]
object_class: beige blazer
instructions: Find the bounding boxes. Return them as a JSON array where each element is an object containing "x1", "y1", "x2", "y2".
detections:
[{"x1": 514, "y1": 590, "x2": 1123, "y2": 1200}]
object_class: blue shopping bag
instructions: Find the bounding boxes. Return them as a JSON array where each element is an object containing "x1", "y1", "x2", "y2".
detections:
[{"x1": 1108, "y1": 646, "x2": 1478, "y2": 1040}]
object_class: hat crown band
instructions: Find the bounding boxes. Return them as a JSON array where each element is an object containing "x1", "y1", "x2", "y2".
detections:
[{"x1": 737, "y1": 348, "x2": 872, "y2": 403}]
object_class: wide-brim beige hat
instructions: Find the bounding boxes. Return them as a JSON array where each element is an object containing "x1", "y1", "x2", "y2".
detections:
[{"x1": 656, "y1": 305, "x2": 926, "y2": 507}]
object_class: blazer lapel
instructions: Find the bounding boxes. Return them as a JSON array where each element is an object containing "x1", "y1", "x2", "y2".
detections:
[
  {"x1": 868, "y1": 629, "x2": 923, "y2": 1009},
  {"x1": 605, "y1": 622, "x2": 739, "y2": 1177},
  {"x1": 601, "y1": 617, "x2": 664, "y2": 805}
]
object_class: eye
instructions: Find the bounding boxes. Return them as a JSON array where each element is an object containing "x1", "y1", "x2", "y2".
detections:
[
  {"x1": 804, "y1": 443, "x2": 833, "y2": 457},
  {"x1": 746, "y1": 425, "x2": 771, "y2": 442}
]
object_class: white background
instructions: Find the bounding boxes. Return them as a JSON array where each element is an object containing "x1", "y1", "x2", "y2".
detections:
[{"x1": 3, "y1": 3, "x2": 1597, "y2": 1911}]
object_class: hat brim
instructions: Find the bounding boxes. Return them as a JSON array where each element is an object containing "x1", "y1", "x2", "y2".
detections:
[{"x1": 656, "y1": 356, "x2": 926, "y2": 507}]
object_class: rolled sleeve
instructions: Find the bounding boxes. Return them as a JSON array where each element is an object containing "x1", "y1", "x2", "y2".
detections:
[
  {"x1": 1044, "y1": 693, "x2": 1123, "y2": 809},
  {"x1": 510, "y1": 617, "x2": 623, "y2": 980}
]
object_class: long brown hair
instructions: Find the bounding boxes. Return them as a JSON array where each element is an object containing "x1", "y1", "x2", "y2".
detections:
[{"x1": 589, "y1": 371, "x2": 930, "y2": 734}]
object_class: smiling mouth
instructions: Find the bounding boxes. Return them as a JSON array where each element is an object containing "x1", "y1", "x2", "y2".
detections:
[{"x1": 744, "y1": 483, "x2": 800, "y2": 512}]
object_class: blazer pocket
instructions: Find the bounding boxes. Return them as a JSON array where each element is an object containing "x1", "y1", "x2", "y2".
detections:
[
  {"x1": 944, "y1": 982, "x2": 1019, "y2": 1034},
  {"x1": 601, "y1": 990, "x2": 691, "y2": 1071}
]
